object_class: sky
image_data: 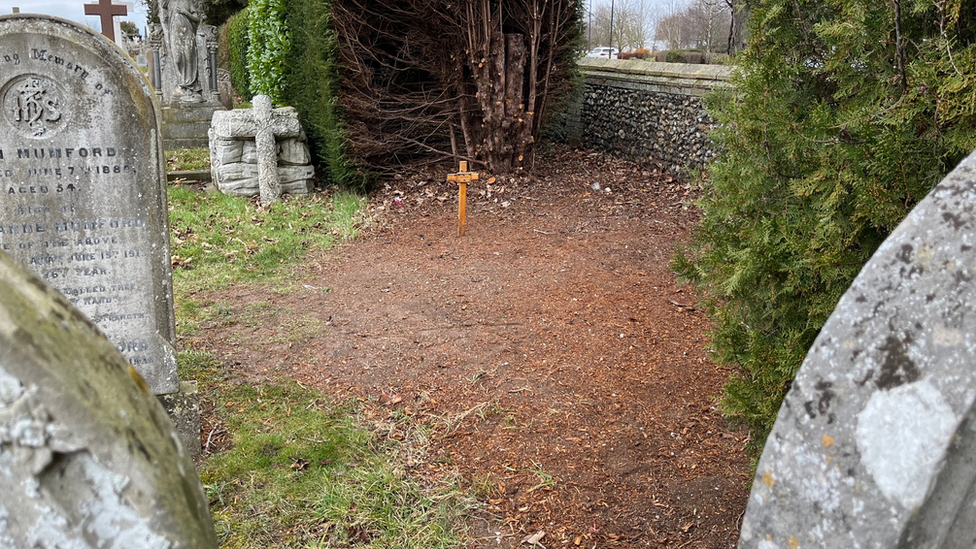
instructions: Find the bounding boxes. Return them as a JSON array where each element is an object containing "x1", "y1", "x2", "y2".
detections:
[
  {"x1": 0, "y1": 0, "x2": 149, "y2": 35},
  {"x1": 1, "y1": 0, "x2": 662, "y2": 39}
]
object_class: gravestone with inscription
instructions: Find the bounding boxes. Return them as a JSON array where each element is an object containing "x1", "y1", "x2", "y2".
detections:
[
  {"x1": 0, "y1": 248, "x2": 218, "y2": 548},
  {"x1": 0, "y1": 14, "x2": 178, "y2": 395},
  {"x1": 739, "y1": 150, "x2": 976, "y2": 548}
]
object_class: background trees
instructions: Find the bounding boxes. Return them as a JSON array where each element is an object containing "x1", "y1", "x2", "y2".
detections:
[
  {"x1": 119, "y1": 20, "x2": 141, "y2": 40},
  {"x1": 588, "y1": 0, "x2": 655, "y2": 50},
  {"x1": 222, "y1": 0, "x2": 583, "y2": 181},
  {"x1": 584, "y1": 0, "x2": 745, "y2": 54},
  {"x1": 674, "y1": 0, "x2": 976, "y2": 449}
]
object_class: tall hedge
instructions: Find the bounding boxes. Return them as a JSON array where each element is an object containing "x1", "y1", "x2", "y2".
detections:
[
  {"x1": 280, "y1": 0, "x2": 366, "y2": 188},
  {"x1": 247, "y1": 0, "x2": 290, "y2": 105},
  {"x1": 673, "y1": 0, "x2": 976, "y2": 450},
  {"x1": 226, "y1": 8, "x2": 252, "y2": 100},
  {"x1": 222, "y1": 0, "x2": 363, "y2": 187},
  {"x1": 204, "y1": 0, "x2": 248, "y2": 27}
]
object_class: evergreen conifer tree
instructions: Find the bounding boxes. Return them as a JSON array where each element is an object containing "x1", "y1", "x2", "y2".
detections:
[{"x1": 674, "y1": 0, "x2": 976, "y2": 449}]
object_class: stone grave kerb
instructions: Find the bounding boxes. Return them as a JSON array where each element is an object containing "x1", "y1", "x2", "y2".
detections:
[{"x1": 210, "y1": 94, "x2": 303, "y2": 206}]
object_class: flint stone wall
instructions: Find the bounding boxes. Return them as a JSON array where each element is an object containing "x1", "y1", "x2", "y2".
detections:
[
  {"x1": 740, "y1": 149, "x2": 976, "y2": 548},
  {"x1": 557, "y1": 58, "x2": 731, "y2": 174}
]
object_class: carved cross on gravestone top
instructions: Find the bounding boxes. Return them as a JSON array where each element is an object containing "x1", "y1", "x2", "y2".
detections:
[
  {"x1": 210, "y1": 95, "x2": 302, "y2": 206},
  {"x1": 83, "y1": 0, "x2": 127, "y2": 42}
]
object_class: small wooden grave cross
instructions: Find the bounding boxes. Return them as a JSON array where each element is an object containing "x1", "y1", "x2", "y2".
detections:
[
  {"x1": 213, "y1": 94, "x2": 302, "y2": 206},
  {"x1": 83, "y1": 0, "x2": 127, "y2": 42},
  {"x1": 447, "y1": 161, "x2": 479, "y2": 236}
]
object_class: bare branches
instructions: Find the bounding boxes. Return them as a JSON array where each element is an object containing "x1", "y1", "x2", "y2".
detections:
[{"x1": 331, "y1": 0, "x2": 583, "y2": 174}]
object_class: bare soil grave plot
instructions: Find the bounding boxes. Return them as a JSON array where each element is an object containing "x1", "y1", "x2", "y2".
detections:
[{"x1": 187, "y1": 145, "x2": 752, "y2": 548}]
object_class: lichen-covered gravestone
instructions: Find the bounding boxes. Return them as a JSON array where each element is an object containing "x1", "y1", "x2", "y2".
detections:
[
  {"x1": 740, "y1": 150, "x2": 976, "y2": 548},
  {"x1": 0, "y1": 250, "x2": 217, "y2": 548},
  {"x1": 0, "y1": 14, "x2": 177, "y2": 395}
]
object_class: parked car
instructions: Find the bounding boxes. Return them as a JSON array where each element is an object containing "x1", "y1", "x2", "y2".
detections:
[{"x1": 586, "y1": 47, "x2": 619, "y2": 59}]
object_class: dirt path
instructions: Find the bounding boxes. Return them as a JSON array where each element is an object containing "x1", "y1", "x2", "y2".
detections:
[{"x1": 188, "y1": 146, "x2": 751, "y2": 548}]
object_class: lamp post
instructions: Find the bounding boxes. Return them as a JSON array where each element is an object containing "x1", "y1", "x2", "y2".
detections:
[{"x1": 609, "y1": 0, "x2": 615, "y2": 55}]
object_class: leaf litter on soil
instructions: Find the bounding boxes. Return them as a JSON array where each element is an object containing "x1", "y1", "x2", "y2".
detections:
[{"x1": 186, "y1": 144, "x2": 752, "y2": 548}]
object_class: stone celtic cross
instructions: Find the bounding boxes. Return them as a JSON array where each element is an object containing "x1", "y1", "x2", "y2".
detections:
[{"x1": 210, "y1": 95, "x2": 302, "y2": 206}]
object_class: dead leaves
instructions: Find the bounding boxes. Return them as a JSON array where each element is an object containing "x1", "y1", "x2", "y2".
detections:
[
  {"x1": 171, "y1": 254, "x2": 194, "y2": 269},
  {"x1": 522, "y1": 530, "x2": 546, "y2": 546}
]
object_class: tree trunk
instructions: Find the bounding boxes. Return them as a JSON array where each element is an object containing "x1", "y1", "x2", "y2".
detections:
[
  {"x1": 467, "y1": 29, "x2": 528, "y2": 174},
  {"x1": 331, "y1": 0, "x2": 584, "y2": 175},
  {"x1": 505, "y1": 33, "x2": 527, "y2": 170}
]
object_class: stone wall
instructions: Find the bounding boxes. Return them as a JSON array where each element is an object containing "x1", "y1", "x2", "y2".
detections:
[{"x1": 556, "y1": 58, "x2": 731, "y2": 174}]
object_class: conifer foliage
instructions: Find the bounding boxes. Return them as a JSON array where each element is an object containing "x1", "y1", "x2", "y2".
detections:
[{"x1": 673, "y1": 0, "x2": 976, "y2": 448}]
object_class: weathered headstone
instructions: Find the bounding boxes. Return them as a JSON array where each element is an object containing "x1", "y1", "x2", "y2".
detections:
[
  {"x1": 0, "y1": 249, "x2": 218, "y2": 548},
  {"x1": 209, "y1": 95, "x2": 314, "y2": 205},
  {"x1": 739, "y1": 150, "x2": 976, "y2": 548},
  {"x1": 216, "y1": 68, "x2": 233, "y2": 110},
  {"x1": 0, "y1": 14, "x2": 177, "y2": 395}
]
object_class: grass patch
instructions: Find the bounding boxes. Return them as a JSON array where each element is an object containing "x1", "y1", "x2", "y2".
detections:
[
  {"x1": 170, "y1": 180, "x2": 475, "y2": 548},
  {"x1": 175, "y1": 298, "x2": 208, "y2": 336},
  {"x1": 504, "y1": 461, "x2": 557, "y2": 494},
  {"x1": 180, "y1": 352, "x2": 473, "y2": 549},
  {"x1": 167, "y1": 147, "x2": 211, "y2": 171},
  {"x1": 168, "y1": 185, "x2": 365, "y2": 294},
  {"x1": 271, "y1": 314, "x2": 322, "y2": 344}
]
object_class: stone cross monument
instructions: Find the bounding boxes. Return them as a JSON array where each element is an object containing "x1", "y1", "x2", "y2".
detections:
[
  {"x1": 209, "y1": 95, "x2": 314, "y2": 205},
  {"x1": 83, "y1": 0, "x2": 126, "y2": 42}
]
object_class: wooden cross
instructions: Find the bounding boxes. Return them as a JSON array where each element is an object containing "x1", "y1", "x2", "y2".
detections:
[
  {"x1": 212, "y1": 95, "x2": 303, "y2": 206},
  {"x1": 83, "y1": 0, "x2": 127, "y2": 42},
  {"x1": 447, "y1": 161, "x2": 479, "y2": 236}
]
